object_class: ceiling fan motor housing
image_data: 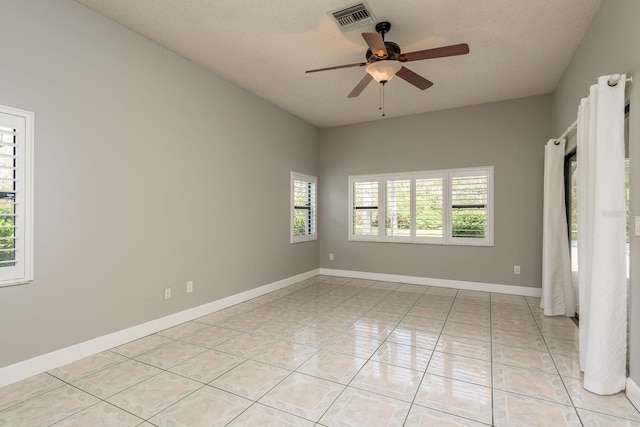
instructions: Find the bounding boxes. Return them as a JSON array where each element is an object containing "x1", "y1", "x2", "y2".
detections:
[{"x1": 366, "y1": 42, "x2": 401, "y2": 61}]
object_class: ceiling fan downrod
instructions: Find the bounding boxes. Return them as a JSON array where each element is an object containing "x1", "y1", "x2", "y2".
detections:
[{"x1": 375, "y1": 21, "x2": 391, "y2": 41}]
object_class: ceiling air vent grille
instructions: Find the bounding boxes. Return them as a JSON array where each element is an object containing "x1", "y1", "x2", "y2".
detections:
[{"x1": 330, "y1": 3, "x2": 376, "y2": 31}]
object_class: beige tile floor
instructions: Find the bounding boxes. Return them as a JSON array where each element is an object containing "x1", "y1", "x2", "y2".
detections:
[{"x1": 1, "y1": 275, "x2": 639, "y2": 426}]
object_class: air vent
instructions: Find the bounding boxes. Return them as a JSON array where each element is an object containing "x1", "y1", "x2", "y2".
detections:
[{"x1": 330, "y1": 3, "x2": 376, "y2": 31}]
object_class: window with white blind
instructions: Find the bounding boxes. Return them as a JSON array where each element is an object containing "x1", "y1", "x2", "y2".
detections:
[
  {"x1": 0, "y1": 105, "x2": 34, "y2": 286},
  {"x1": 290, "y1": 172, "x2": 317, "y2": 243},
  {"x1": 350, "y1": 178, "x2": 380, "y2": 240},
  {"x1": 385, "y1": 177, "x2": 411, "y2": 240},
  {"x1": 415, "y1": 173, "x2": 446, "y2": 243},
  {"x1": 450, "y1": 171, "x2": 490, "y2": 242},
  {"x1": 349, "y1": 167, "x2": 493, "y2": 246}
]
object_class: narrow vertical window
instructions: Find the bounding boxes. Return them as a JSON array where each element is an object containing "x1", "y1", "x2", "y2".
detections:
[
  {"x1": 0, "y1": 105, "x2": 34, "y2": 286},
  {"x1": 0, "y1": 127, "x2": 16, "y2": 268},
  {"x1": 450, "y1": 170, "x2": 491, "y2": 244},
  {"x1": 291, "y1": 172, "x2": 317, "y2": 243},
  {"x1": 415, "y1": 174, "x2": 444, "y2": 242},
  {"x1": 385, "y1": 178, "x2": 411, "y2": 239},
  {"x1": 350, "y1": 178, "x2": 380, "y2": 238}
]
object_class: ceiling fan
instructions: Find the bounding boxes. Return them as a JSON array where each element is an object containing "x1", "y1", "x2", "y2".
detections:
[{"x1": 306, "y1": 21, "x2": 470, "y2": 98}]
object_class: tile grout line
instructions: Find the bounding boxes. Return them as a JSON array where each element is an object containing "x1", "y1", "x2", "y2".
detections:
[
  {"x1": 401, "y1": 287, "x2": 458, "y2": 426},
  {"x1": 296, "y1": 279, "x2": 402, "y2": 424},
  {"x1": 526, "y1": 298, "x2": 584, "y2": 426},
  {"x1": 11, "y1": 277, "x2": 636, "y2": 425},
  {"x1": 223, "y1": 277, "x2": 385, "y2": 425},
  {"x1": 489, "y1": 294, "x2": 494, "y2": 426}
]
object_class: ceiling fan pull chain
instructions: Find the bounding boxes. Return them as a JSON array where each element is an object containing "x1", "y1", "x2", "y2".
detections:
[{"x1": 381, "y1": 82, "x2": 386, "y2": 117}]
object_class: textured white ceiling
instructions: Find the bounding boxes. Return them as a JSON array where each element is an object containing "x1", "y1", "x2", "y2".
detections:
[{"x1": 75, "y1": 0, "x2": 602, "y2": 128}]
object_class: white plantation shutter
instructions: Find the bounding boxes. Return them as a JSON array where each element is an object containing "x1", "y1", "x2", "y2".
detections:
[
  {"x1": 0, "y1": 106, "x2": 34, "y2": 286},
  {"x1": 415, "y1": 173, "x2": 445, "y2": 243},
  {"x1": 0, "y1": 128, "x2": 18, "y2": 268},
  {"x1": 450, "y1": 168, "x2": 493, "y2": 245},
  {"x1": 385, "y1": 177, "x2": 411, "y2": 240},
  {"x1": 290, "y1": 172, "x2": 317, "y2": 243},
  {"x1": 349, "y1": 167, "x2": 492, "y2": 246},
  {"x1": 350, "y1": 177, "x2": 380, "y2": 239}
]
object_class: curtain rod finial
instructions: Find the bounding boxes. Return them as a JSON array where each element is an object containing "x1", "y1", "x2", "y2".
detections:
[{"x1": 608, "y1": 74, "x2": 621, "y2": 86}]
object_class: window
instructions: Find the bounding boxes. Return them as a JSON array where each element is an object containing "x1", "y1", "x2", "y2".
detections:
[
  {"x1": 351, "y1": 177, "x2": 380, "y2": 240},
  {"x1": 450, "y1": 170, "x2": 490, "y2": 243},
  {"x1": 290, "y1": 172, "x2": 317, "y2": 243},
  {"x1": 385, "y1": 177, "x2": 411, "y2": 239},
  {"x1": 415, "y1": 172, "x2": 445, "y2": 243},
  {"x1": 349, "y1": 167, "x2": 493, "y2": 246},
  {"x1": 0, "y1": 105, "x2": 34, "y2": 286}
]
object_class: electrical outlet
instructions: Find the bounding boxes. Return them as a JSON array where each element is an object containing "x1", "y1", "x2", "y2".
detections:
[
  {"x1": 164, "y1": 288, "x2": 171, "y2": 299},
  {"x1": 186, "y1": 281, "x2": 194, "y2": 293},
  {"x1": 329, "y1": 253, "x2": 334, "y2": 261},
  {"x1": 514, "y1": 265, "x2": 521, "y2": 275}
]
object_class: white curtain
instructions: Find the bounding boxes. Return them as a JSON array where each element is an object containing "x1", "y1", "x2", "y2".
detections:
[
  {"x1": 541, "y1": 139, "x2": 575, "y2": 316},
  {"x1": 577, "y1": 74, "x2": 627, "y2": 395}
]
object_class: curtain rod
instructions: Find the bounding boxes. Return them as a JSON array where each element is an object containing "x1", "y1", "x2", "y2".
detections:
[
  {"x1": 553, "y1": 75, "x2": 633, "y2": 145},
  {"x1": 555, "y1": 119, "x2": 578, "y2": 144},
  {"x1": 608, "y1": 74, "x2": 633, "y2": 87}
]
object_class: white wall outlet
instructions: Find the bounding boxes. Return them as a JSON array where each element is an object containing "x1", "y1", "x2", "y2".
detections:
[
  {"x1": 514, "y1": 265, "x2": 521, "y2": 275},
  {"x1": 186, "y1": 281, "x2": 194, "y2": 293},
  {"x1": 329, "y1": 253, "x2": 334, "y2": 261},
  {"x1": 164, "y1": 288, "x2": 171, "y2": 299},
  {"x1": 635, "y1": 215, "x2": 640, "y2": 236}
]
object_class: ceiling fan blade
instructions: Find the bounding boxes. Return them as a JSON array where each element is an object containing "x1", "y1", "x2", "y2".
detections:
[
  {"x1": 362, "y1": 32, "x2": 387, "y2": 57},
  {"x1": 348, "y1": 74, "x2": 374, "y2": 98},
  {"x1": 399, "y1": 43, "x2": 469, "y2": 62},
  {"x1": 396, "y1": 66, "x2": 433, "y2": 90},
  {"x1": 306, "y1": 62, "x2": 367, "y2": 73}
]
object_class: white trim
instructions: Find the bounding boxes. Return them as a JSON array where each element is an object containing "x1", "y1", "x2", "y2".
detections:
[
  {"x1": 319, "y1": 268, "x2": 542, "y2": 297},
  {"x1": 627, "y1": 377, "x2": 640, "y2": 412},
  {"x1": 0, "y1": 269, "x2": 320, "y2": 388}
]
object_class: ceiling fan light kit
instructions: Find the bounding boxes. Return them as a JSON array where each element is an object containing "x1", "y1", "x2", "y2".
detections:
[
  {"x1": 366, "y1": 60, "x2": 402, "y2": 83},
  {"x1": 306, "y1": 21, "x2": 469, "y2": 116}
]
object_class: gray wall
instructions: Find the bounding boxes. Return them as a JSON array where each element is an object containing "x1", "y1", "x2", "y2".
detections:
[
  {"x1": 551, "y1": 0, "x2": 640, "y2": 391},
  {"x1": 318, "y1": 95, "x2": 551, "y2": 288},
  {"x1": 0, "y1": 0, "x2": 318, "y2": 368}
]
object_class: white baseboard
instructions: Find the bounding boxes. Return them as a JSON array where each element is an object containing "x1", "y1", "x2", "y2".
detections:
[
  {"x1": 0, "y1": 269, "x2": 319, "y2": 388},
  {"x1": 628, "y1": 377, "x2": 640, "y2": 412},
  {"x1": 0, "y1": 267, "x2": 542, "y2": 388},
  {"x1": 319, "y1": 268, "x2": 542, "y2": 297}
]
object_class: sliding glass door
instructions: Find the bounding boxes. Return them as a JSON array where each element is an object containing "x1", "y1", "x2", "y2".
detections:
[{"x1": 565, "y1": 151, "x2": 579, "y2": 310}]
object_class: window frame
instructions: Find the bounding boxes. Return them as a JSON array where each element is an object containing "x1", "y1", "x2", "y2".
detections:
[
  {"x1": 290, "y1": 171, "x2": 317, "y2": 243},
  {"x1": 448, "y1": 168, "x2": 494, "y2": 247},
  {"x1": 414, "y1": 171, "x2": 447, "y2": 244},
  {"x1": 383, "y1": 175, "x2": 413, "y2": 243},
  {"x1": 348, "y1": 175, "x2": 382, "y2": 241},
  {"x1": 0, "y1": 104, "x2": 34, "y2": 287},
  {"x1": 348, "y1": 166, "x2": 493, "y2": 246}
]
